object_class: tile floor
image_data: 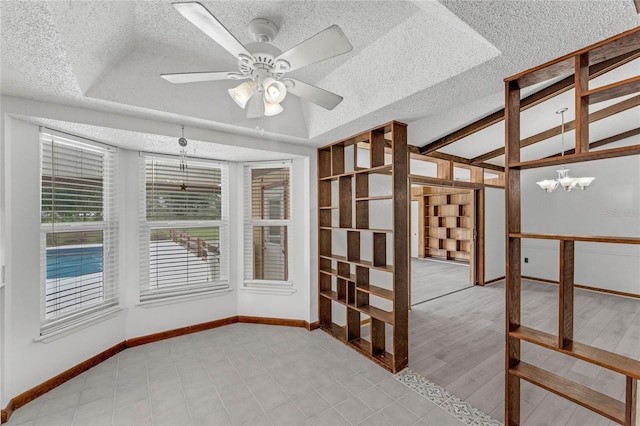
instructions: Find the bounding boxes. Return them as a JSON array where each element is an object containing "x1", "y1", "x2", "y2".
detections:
[{"x1": 5, "y1": 323, "x2": 501, "y2": 426}]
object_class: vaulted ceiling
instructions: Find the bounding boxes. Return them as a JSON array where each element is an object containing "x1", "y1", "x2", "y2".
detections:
[{"x1": 1, "y1": 1, "x2": 639, "y2": 163}]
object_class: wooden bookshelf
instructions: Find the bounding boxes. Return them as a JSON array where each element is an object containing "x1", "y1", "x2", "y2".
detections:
[
  {"x1": 317, "y1": 121, "x2": 408, "y2": 373},
  {"x1": 415, "y1": 187, "x2": 474, "y2": 263},
  {"x1": 504, "y1": 27, "x2": 640, "y2": 426}
]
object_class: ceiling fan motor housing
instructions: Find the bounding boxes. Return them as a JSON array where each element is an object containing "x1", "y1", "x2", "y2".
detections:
[
  {"x1": 248, "y1": 18, "x2": 278, "y2": 43},
  {"x1": 239, "y1": 42, "x2": 289, "y2": 82}
]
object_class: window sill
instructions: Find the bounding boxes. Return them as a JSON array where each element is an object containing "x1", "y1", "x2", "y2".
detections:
[
  {"x1": 137, "y1": 288, "x2": 233, "y2": 308},
  {"x1": 241, "y1": 282, "x2": 297, "y2": 296},
  {"x1": 34, "y1": 306, "x2": 123, "y2": 344}
]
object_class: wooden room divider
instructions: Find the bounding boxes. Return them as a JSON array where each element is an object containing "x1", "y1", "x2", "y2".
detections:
[
  {"x1": 317, "y1": 121, "x2": 409, "y2": 373},
  {"x1": 504, "y1": 27, "x2": 640, "y2": 425}
]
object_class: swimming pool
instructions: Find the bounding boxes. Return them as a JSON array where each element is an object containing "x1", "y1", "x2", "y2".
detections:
[{"x1": 46, "y1": 246, "x2": 103, "y2": 279}]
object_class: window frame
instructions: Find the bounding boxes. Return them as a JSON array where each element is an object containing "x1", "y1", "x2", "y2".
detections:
[
  {"x1": 243, "y1": 161, "x2": 293, "y2": 288},
  {"x1": 139, "y1": 153, "x2": 229, "y2": 303},
  {"x1": 39, "y1": 132, "x2": 119, "y2": 336}
]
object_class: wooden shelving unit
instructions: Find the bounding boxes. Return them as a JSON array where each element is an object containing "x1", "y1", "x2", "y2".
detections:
[
  {"x1": 415, "y1": 187, "x2": 473, "y2": 262},
  {"x1": 317, "y1": 121, "x2": 408, "y2": 373},
  {"x1": 504, "y1": 27, "x2": 640, "y2": 426}
]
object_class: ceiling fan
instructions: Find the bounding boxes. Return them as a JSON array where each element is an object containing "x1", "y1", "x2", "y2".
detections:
[{"x1": 161, "y1": 1, "x2": 353, "y2": 118}]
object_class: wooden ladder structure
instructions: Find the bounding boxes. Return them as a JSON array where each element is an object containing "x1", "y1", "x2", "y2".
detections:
[{"x1": 504, "y1": 27, "x2": 640, "y2": 425}]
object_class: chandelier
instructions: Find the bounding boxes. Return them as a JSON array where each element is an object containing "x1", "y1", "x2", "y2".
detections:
[{"x1": 535, "y1": 108, "x2": 595, "y2": 193}]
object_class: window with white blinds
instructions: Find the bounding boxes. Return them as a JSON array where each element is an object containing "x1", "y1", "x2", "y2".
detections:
[
  {"x1": 140, "y1": 155, "x2": 228, "y2": 301},
  {"x1": 40, "y1": 132, "x2": 118, "y2": 335},
  {"x1": 244, "y1": 163, "x2": 291, "y2": 285}
]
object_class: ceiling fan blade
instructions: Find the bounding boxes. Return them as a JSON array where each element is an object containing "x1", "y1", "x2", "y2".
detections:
[
  {"x1": 285, "y1": 78, "x2": 343, "y2": 110},
  {"x1": 275, "y1": 25, "x2": 352, "y2": 72},
  {"x1": 245, "y1": 94, "x2": 264, "y2": 119},
  {"x1": 172, "y1": 2, "x2": 251, "y2": 59},
  {"x1": 161, "y1": 71, "x2": 243, "y2": 83}
]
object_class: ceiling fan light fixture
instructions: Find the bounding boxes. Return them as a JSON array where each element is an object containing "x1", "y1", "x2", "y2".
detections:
[
  {"x1": 263, "y1": 78, "x2": 287, "y2": 104},
  {"x1": 263, "y1": 98, "x2": 283, "y2": 116},
  {"x1": 228, "y1": 80, "x2": 257, "y2": 108}
]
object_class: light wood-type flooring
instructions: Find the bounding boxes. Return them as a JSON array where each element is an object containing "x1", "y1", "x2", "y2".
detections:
[
  {"x1": 410, "y1": 258, "x2": 471, "y2": 305},
  {"x1": 409, "y1": 279, "x2": 640, "y2": 425}
]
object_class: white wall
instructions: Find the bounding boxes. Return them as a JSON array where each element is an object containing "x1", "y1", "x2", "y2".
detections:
[
  {"x1": 236, "y1": 157, "x2": 317, "y2": 321},
  {"x1": 0, "y1": 97, "x2": 317, "y2": 407},
  {"x1": 485, "y1": 187, "x2": 506, "y2": 281},
  {"x1": 521, "y1": 155, "x2": 640, "y2": 295}
]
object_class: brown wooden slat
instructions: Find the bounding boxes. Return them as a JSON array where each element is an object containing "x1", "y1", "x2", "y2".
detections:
[
  {"x1": 422, "y1": 151, "x2": 506, "y2": 173},
  {"x1": 355, "y1": 195, "x2": 393, "y2": 201},
  {"x1": 372, "y1": 232, "x2": 386, "y2": 267},
  {"x1": 476, "y1": 189, "x2": 485, "y2": 285},
  {"x1": 321, "y1": 322, "x2": 347, "y2": 342},
  {"x1": 575, "y1": 54, "x2": 590, "y2": 154},
  {"x1": 419, "y1": 109, "x2": 505, "y2": 154},
  {"x1": 509, "y1": 362, "x2": 626, "y2": 424},
  {"x1": 339, "y1": 176, "x2": 352, "y2": 228},
  {"x1": 505, "y1": 79, "x2": 522, "y2": 426},
  {"x1": 370, "y1": 318, "x2": 386, "y2": 358},
  {"x1": 357, "y1": 304, "x2": 394, "y2": 324},
  {"x1": 356, "y1": 284, "x2": 393, "y2": 300},
  {"x1": 583, "y1": 75, "x2": 640, "y2": 105},
  {"x1": 511, "y1": 233, "x2": 640, "y2": 245},
  {"x1": 349, "y1": 337, "x2": 394, "y2": 370},
  {"x1": 320, "y1": 226, "x2": 393, "y2": 233},
  {"x1": 558, "y1": 240, "x2": 575, "y2": 349},
  {"x1": 409, "y1": 175, "x2": 483, "y2": 189},
  {"x1": 510, "y1": 325, "x2": 640, "y2": 379},
  {"x1": 319, "y1": 290, "x2": 339, "y2": 301},
  {"x1": 370, "y1": 128, "x2": 386, "y2": 167},
  {"x1": 347, "y1": 307, "x2": 360, "y2": 341},
  {"x1": 625, "y1": 376, "x2": 637, "y2": 426},
  {"x1": 589, "y1": 29, "x2": 640, "y2": 67},
  {"x1": 391, "y1": 121, "x2": 409, "y2": 372},
  {"x1": 506, "y1": 26, "x2": 640, "y2": 87},
  {"x1": 509, "y1": 144, "x2": 640, "y2": 169},
  {"x1": 321, "y1": 253, "x2": 394, "y2": 273},
  {"x1": 347, "y1": 231, "x2": 360, "y2": 262},
  {"x1": 635, "y1": 0, "x2": 640, "y2": 13}
]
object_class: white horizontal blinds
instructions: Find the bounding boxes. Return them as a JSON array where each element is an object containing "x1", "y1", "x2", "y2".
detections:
[
  {"x1": 39, "y1": 132, "x2": 118, "y2": 335},
  {"x1": 244, "y1": 164, "x2": 292, "y2": 283},
  {"x1": 146, "y1": 160, "x2": 222, "y2": 221},
  {"x1": 140, "y1": 155, "x2": 228, "y2": 301},
  {"x1": 41, "y1": 139, "x2": 104, "y2": 222}
]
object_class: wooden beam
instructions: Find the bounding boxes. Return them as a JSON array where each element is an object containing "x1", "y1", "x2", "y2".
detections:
[
  {"x1": 425, "y1": 151, "x2": 505, "y2": 172},
  {"x1": 505, "y1": 79, "x2": 522, "y2": 426},
  {"x1": 419, "y1": 109, "x2": 504, "y2": 154},
  {"x1": 472, "y1": 94, "x2": 640, "y2": 163},
  {"x1": 635, "y1": 0, "x2": 640, "y2": 14},
  {"x1": 418, "y1": 49, "x2": 640, "y2": 155},
  {"x1": 546, "y1": 127, "x2": 640, "y2": 157}
]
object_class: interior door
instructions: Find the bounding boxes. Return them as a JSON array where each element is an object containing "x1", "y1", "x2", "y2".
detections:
[{"x1": 411, "y1": 200, "x2": 418, "y2": 258}]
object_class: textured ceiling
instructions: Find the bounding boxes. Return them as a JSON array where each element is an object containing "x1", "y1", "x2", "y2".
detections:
[{"x1": 1, "y1": 0, "x2": 639, "y2": 161}]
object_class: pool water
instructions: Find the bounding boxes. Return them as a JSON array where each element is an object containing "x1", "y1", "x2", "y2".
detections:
[{"x1": 46, "y1": 246, "x2": 103, "y2": 279}]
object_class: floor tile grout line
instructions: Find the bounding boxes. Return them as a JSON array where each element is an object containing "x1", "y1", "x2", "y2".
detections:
[
  {"x1": 171, "y1": 344, "x2": 193, "y2": 426},
  {"x1": 411, "y1": 285, "x2": 476, "y2": 307},
  {"x1": 394, "y1": 368, "x2": 504, "y2": 426}
]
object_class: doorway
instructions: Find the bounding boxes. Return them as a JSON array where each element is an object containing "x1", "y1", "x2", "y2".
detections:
[{"x1": 410, "y1": 184, "x2": 476, "y2": 305}]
